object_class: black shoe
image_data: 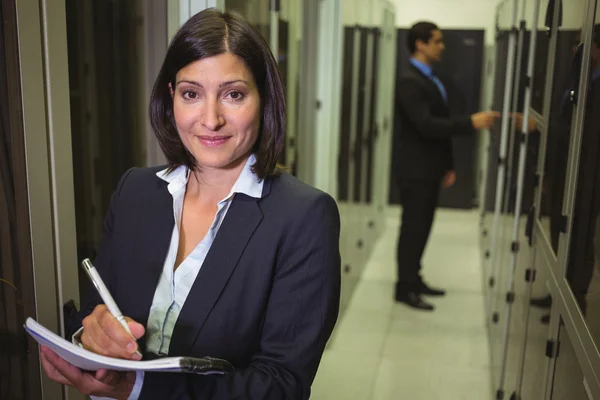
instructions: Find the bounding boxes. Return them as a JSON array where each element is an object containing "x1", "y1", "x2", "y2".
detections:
[
  {"x1": 416, "y1": 281, "x2": 446, "y2": 297},
  {"x1": 395, "y1": 291, "x2": 435, "y2": 311},
  {"x1": 541, "y1": 314, "x2": 550, "y2": 324},
  {"x1": 530, "y1": 295, "x2": 552, "y2": 309}
]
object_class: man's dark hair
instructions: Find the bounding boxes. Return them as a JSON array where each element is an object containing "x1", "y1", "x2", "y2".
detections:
[
  {"x1": 150, "y1": 8, "x2": 285, "y2": 179},
  {"x1": 407, "y1": 21, "x2": 439, "y2": 54}
]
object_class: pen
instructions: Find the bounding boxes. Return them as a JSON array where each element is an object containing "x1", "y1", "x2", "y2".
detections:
[{"x1": 81, "y1": 258, "x2": 143, "y2": 359}]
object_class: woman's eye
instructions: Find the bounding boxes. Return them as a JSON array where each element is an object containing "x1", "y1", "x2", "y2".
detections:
[
  {"x1": 227, "y1": 91, "x2": 245, "y2": 101},
  {"x1": 182, "y1": 90, "x2": 198, "y2": 100}
]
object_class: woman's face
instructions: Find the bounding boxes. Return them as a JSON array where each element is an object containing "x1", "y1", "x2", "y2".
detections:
[{"x1": 171, "y1": 53, "x2": 261, "y2": 172}]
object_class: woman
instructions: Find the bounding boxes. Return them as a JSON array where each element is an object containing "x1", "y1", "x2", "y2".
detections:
[{"x1": 40, "y1": 8, "x2": 341, "y2": 400}]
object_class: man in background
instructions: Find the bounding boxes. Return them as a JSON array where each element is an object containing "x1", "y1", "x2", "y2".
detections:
[{"x1": 394, "y1": 21, "x2": 499, "y2": 311}]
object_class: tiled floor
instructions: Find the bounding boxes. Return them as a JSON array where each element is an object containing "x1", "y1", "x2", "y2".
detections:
[{"x1": 311, "y1": 207, "x2": 493, "y2": 399}]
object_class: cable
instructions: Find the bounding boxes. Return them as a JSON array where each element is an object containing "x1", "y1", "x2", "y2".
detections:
[{"x1": 0, "y1": 278, "x2": 18, "y2": 292}]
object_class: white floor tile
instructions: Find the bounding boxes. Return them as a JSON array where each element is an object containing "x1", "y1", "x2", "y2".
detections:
[
  {"x1": 313, "y1": 208, "x2": 492, "y2": 399},
  {"x1": 328, "y1": 308, "x2": 390, "y2": 356},
  {"x1": 383, "y1": 321, "x2": 489, "y2": 368},
  {"x1": 345, "y1": 279, "x2": 395, "y2": 316},
  {"x1": 390, "y1": 291, "x2": 488, "y2": 334},
  {"x1": 311, "y1": 350, "x2": 380, "y2": 400},
  {"x1": 371, "y1": 358, "x2": 492, "y2": 400}
]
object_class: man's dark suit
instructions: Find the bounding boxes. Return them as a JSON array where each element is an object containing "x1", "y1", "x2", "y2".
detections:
[
  {"x1": 395, "y1": 64, "x2": 474, "y2": 288},
  {"x1": 66, "y1": 166, "x2": 341, "y2": 399}
]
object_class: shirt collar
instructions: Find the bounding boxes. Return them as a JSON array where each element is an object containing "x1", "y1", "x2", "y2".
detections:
[
  {"x1": 156, "y1": 153, "x2": 264, "y2": 200},
  {"x1": 410, "y1": 57, "x2": 433, "y2": 77}
]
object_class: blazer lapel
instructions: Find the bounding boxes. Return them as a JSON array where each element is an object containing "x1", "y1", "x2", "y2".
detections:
[
  {"x1": 410, "y1": 64, "x2": 447, "y2": 107},
  {"x1": 168, "y1": 193, "x2": 263, "y2": 356},
  {"x1": 127, "y1": 178, "x2": 174, "y2": 329}
]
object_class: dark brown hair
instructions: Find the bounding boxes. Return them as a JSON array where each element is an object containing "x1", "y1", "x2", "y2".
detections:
[
  {"x1": 150, "y1": 8, "x2": 285, "y2": 179},
  {"x1": 407, "y1": 21, "x2": 439, "y2": 54}
]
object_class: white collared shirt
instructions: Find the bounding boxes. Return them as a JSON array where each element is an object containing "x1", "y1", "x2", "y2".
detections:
[
  {"x1": 146, "y1": 155, "x2": 263, "y2": 356},
  {"x1": 95, "y1": 154, "x2": 263, "y2": 400}
]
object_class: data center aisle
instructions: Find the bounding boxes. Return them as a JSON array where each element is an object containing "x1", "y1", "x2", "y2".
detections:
[{"x1": 311, "y1": 207, "x2": 493, "y2": 399}]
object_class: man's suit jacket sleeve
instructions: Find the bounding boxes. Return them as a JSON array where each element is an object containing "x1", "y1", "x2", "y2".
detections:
[
  {"x1": 137, "y1": 192, "x2": 342, "y2": 400},
  {"x1": 445, "y1": 140, "x2": 454, "y2": 172},
  {"x1": 397, "y1": 77, "x2": 474, "y2": 139}
]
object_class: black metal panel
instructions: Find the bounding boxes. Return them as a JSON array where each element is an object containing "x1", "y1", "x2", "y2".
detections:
[
  {"x1": 337, "y1": 27, "x2": 355, "y2": 202},
  {"x1": 388, "y1": 29, "x2": 406, "y2": 206},
  {"x1": 366, "y1": 29, "x2": 380, "y2": 204},
  {"x1": 277, "y1": 19, "x2": 289, "y2": 166},
  {"x1": 436, "y1": 29, "x2": 485, "y2": 209},
  {"x1": 353, "y1": 28, "x2": 368, "y2": 203},
  {"x1": 531, "y1": 30, "x2": 551, "y2": 113},
  {"x1": 483, "y1": 29, "x2": 538, "y2": 214},
  {"x1": 549, "y1": 323, "x2": 590, "y2": 398},
  {"x1": 484, "y1": 30, "x2": 510, "y2": 212},
  {"x1": 0, "y1": 0, "x2": 42, "y2": 398},
  {"x1": 538, "y1": 30, "x2": 582, "y2": 221}
]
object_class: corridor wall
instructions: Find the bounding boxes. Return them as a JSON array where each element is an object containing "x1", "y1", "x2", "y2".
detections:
[
  {"x1": 481, "y1": 0, "x2": 600, "y2": 398},
  {"x1": 336, "y1": 0, "x2": 397, "y2": 316}
]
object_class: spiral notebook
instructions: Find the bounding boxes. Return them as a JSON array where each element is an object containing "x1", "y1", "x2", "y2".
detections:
[{"x1": 24, "y1": 317, "x2": 233, "y2": 375}]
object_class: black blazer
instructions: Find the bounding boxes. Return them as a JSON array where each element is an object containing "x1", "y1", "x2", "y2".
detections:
[
  {"x1": 67, "y1": 166, "x2": 341, "y2": 399},
  {"x1": 395, "y1": 64, "x2": 474, "y2": 180}
]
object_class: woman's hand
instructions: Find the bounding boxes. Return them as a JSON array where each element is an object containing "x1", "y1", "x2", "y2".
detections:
[
  {"x1": 40, "y1": 346, "x2": 136, "y2": 399},
  {"x1": 39, "y1": 304, "x2": 145, "y2": 398},
  {"x1": 81, "y1": 304, "x2": 145, "y2": 360}
]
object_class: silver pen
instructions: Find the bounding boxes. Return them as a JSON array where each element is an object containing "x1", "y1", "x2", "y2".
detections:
[{"x1": 81, "y1": 258, "x2": 143, "y2": 359}]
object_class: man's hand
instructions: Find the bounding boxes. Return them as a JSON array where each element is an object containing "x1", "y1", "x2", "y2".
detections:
[
  {"x1": 471, "y1": 111, "x2": 501, "y2": 130},
  {"x1": 442, "y1": 170, "x2": 456, "y2": 188},
  {"x1": 511, "y1": 112, "x2": 537, "y2": 132},
  {"x1": 40, "y1": 346, "x2": 136, "y2": 399}
]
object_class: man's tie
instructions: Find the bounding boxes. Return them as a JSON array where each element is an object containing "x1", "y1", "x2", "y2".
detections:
[{"x1": 430, "y1": 74, "x2": 448, "y2": 103}]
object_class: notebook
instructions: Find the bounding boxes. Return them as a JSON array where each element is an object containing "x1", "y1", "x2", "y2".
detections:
[{"x1": 24, "y1": 317, "x2": 233, "y2": 375}]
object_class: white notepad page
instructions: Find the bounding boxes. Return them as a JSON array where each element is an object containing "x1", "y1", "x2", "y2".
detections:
[{"x1": 25, "y1": 317, "x2": 188, "y2": 373}]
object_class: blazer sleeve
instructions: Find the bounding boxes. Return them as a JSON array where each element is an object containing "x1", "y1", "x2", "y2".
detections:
[
  {"x1": 65, "y1": 167, "x2": 136, "y2": 339},
  {"x1": 137, "y1": 193, "x2": 342, "y2": 400},
  {"x1": 397, "y1": 77, "x2": 474, "y2": 139},
  {"x1": 445, "y1": 139, "x2": 454, "y2": 172}
]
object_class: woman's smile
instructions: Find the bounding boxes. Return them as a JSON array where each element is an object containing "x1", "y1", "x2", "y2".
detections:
[{"x1": 196, "y1": 135, "x2": 232, "y2": 148}]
